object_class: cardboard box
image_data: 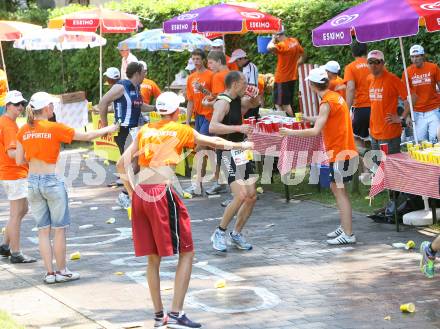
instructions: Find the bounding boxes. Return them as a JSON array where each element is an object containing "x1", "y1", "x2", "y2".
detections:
[{"x1": 60, "y1": 91, "x2": 86, "y2": 104}]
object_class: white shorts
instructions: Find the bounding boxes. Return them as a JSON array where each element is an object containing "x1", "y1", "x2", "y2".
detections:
[{"x1": 2, "y1": 179, "x2": 28, "y2": 201}]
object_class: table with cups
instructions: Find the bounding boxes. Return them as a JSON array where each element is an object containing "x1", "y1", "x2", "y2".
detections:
[{"x1": 247, "y1": 114, "x2": 328, "y2": 201}]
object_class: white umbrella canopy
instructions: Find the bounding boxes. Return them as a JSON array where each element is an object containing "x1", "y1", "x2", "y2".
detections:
[
  {"x1": 13, "y1": 28, "x2": 106, "y2": 50},
  {"x1": 0, "y1": 20, "x2": 42, "y2": 90},
  {"x1": 14, "y1": 28, "x2": 107, "y2": 88}
]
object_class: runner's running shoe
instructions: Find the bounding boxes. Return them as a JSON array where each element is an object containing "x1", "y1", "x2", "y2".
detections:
[
  {"x1": 229, "y1": 232, "x2": 252, "y2": 250},
  {"x1": 326, "y1": 225, "x2": 343, "y2": 238},
  {"x1": 167, "y1": 312, "x2": 201, "y2": 328},
  {"x1": 211, "y1": 228, "x2": 227, "y2": 252},
  {"x1": 420, "y1": 241, "x2": 436, "y2": 279},
  {"x1": 327, "y1": 232, "x2": 356, "y2": 245}
]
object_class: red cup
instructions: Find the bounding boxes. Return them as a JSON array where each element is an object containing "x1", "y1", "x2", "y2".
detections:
[
  {"x1": 272, "y1": 122, "x2": 279, "y2": 133},
  {"x1": 303, "y1": 122, "x2": 311, "y2": 129},
  {"x1": 249, "y1": 118, "x2": 256, "y2": 127},
  {"x1": 243, "y1": 118, "x2": 250, "y2": 125},
  {"x1": 380, "y1": 143, "x2": 389, "y2": 155},
  {"x1": 256, "y1": 122, "x2": 263, "y2": 133},
  {"x1": 265, "y1": 122, "x2": 273, "y2": 133},
  {"x1": 292, "y1": 122, "x2": 302, "y2": 130}
]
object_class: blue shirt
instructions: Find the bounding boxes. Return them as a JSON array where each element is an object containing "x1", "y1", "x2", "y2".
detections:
[{"x1": 113, "y1": 79, "x2": 142, "y2": 128}]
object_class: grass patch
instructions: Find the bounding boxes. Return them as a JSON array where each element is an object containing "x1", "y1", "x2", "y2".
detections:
[
  {"x1": 0, "y1": 310, "x2": 25, "y2": 329},
  {"x1": 264, "y1": 170, "x2": 388, "y2": 214}
]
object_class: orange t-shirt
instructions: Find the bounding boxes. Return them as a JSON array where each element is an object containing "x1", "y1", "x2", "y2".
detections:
[
  {"x1": 17, "y1": 120, "x2": 75, "y2": 164},
  {"x1": 137, "y1": 119, "x2": 195, "y2": 167},
  {"x1": 328, "y1": 76, "x2": 346, "y2": 100},
  {"x1": 258, "y1": 75, "x2": 265, "y2": 95},
  {"x1": 140, "y1": 78, "x2": 161, "y2": 105},
  {"x1": 274, "y1": 37, "x2": 304, "y2": 83},
  {"x1": 226, "y1": 55, "x2": 239, "y2": 71},
  {"x1": 402, "y1": 62, "x2": 440, "y2": 112},
  {"x1": 0, "y1": 116, "x2": 28, "y2": 180},
  {"x1": 343, "y1": 57, "x2": 371, "y2": 108},
  {"x1": 211, "y1": 69, "x2": 229, "y2": 95},
  {"x1": 368, "y1": 70, "x2": 408, "y2": 140},
  {"x1": 187, "y1": 69, "x2": 214, "y2": 120},
  {"x1": 320, "y1": 91, "x2": 357, "y2": 163}
]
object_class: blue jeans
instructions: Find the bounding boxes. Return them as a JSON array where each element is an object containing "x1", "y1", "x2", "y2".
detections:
[
  {"x1": 413, "y1": 109, "x2": 440, "y2": 143},
  {"x1": 27, "y1": 174, "x2": 70, "y2": 229}
]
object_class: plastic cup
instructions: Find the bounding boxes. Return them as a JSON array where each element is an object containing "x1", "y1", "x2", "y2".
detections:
[
  {"x1": 405, "y1": 240, "x2": 415, "y2": 250},
  {"x1": 295, "y1": 112, "x2": 303, "y2": 122},
  {"x1": 380, "y1": 143, "x2": 389, "y2": 155},
  {"x1": 400, "y1": 303, "x2": 415, "y2": 313},
  {"x1": 70, "y1": 251, "x2": 81, "y2": 260},
  {"x1": 243, "y1": 118, "x2": 250, "y2": 125},
  {"x1": 127, "y1": 207, "x2": 132, "y2": 220},
  {"x1": 292, "y1": 122, "x2": 302, "y2": 130}
]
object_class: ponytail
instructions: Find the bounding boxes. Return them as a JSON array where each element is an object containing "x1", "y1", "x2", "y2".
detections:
[{"x1": 26, "y1": 105, "x2": 42, "y2": 127}]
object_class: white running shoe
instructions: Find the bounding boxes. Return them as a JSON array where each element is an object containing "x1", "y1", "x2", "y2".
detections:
[
  {"x1": 327, "y1": 232, "x2": 356, "y2": 245},
  {"x1": 326, "y1": 225, "x2": 343, "y2": 238},
  {"x1": 44, "y1": 272, "x2": 56, "y2": 284},
  {"x1": 55, "y1": 268, "x2": 80, "y2": 283}
]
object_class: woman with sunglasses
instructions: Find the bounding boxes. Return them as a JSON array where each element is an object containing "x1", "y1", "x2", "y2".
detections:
[
  {"x1": 15, "y1": 92, "x2": 119, "y2": 284},
  {"x1": 0, "y1": 91, "x2": 36, "y2": 263}
]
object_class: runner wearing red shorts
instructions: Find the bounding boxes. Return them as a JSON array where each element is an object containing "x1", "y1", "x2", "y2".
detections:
[{"x1": 116, "y1": 92, "x2": 253, "y2": 329}]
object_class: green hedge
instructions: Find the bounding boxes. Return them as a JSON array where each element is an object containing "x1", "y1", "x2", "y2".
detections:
[{"x1": 1, "y1": 0, "x2": 439, "y2": 104}]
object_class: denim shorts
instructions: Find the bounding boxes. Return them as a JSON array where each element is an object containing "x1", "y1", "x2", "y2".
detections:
[{"x1": 27, "y1": 174, "x2": 70, "y2": 229}]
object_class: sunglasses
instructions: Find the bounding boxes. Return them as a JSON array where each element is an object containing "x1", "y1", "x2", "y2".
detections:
[
  {"x1": 10, "y1": 101, "x2": 26, "y2": 107},
  {"x1": 368, "y1": 60, "x2": 382, "y2": 65}
]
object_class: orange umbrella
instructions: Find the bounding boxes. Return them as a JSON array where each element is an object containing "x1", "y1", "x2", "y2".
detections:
[
  {"x1": 49, "y1": 8, "x2": 141, "y2": 98},
  {"x1": 0, "y1": 21, "x2": 42, "y2": 90}
]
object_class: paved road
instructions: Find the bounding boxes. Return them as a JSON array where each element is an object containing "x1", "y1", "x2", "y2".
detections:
[{"x1": 1, "y1": 150, "x2": 439, "y2": 329}]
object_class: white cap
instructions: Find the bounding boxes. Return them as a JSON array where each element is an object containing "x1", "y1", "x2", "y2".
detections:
[
  {"x1": 185, "y1": 58, "x2": 195, "y2": 71},
  {"x1": 138, "y1": 60, "x2": 147, "y2": 71},
  {"x1": 410, "y1": 44, "x2": 424, "y2": 56},
  {"x1": 305, "y1": 67, "x2": 328, "y2": 84},
  {"x1": 324, "y1": 60, "x2": 340, "y2": 74},
  {"x1": 103, "y1": 67, "x2": 120, "y2": 79},
  {"x1": 367, "y1": 50, "x2": 385, "y2": 61},
  {"x1": 5, "y1": 90, "x2": 26, "y2": 104},
  {"x1": 156, "y1": 92, "x2": 185, "y2": 115},
  {"x1": 29, "y1": 92, "x2": 58, "y2": 110},
  {"x1": 211, "y1": 39, "x2": 225, "y2": 47},
  {"x1": 229, "y1": 49, "x2": 247, "y2": 63}
]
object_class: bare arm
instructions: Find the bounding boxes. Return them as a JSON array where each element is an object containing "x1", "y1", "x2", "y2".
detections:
[
  {"x1": 15, "y1": 141, "x2": 26, "y2": 166},
  {"x1": 241, "y1": 96, "x2": 260, "y2": 116},
  {"x1": 116, "y1": 141, "x2": 139, "y2": 198},
  {"x1": 186, "y1": 100, "x2": 194, "y2": 125},
  {"x1": 7, "y1": 149, "x2": 16, "y2": 159},
  {"x1": 194, "y1": 131, "x2": 253, "y2": 150},
  {"x1": 73, "y1": 123, "x2": 119, "y2": 141},
  {"x1": 98, "y1": 85, "x2": 124, "y2": 127},
  {"x1": 267, "y1": 36, "x2": 278, "y2": 52},
  {"x1": 280, "y1": 103, "x2": 330, "y2": 137},
  {"x1": 141, "y1": 104, "x2": 155, "y2": 112},
  {"x1": 209, "y1": 99, "x2": 252, "y2": 135},
  {"x1": 345, "y1": 80, "x2": 355, "y2": 109}
]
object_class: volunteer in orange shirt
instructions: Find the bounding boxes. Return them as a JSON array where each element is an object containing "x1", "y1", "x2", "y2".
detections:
[
  {"x1": 344, "y1": 42, "x2": 371, "y2": 143},
  {"x1": 324, "y1": 61, "x2": 346, "y2": 100},
  {"x1": 0, "y1": 91, "x2": 36, "y2": 264},
  {"x1": 280, "y1": 68, "x2": 358, "y2": 245},
  {"x1": 267, "y1": 29, "x2": 304, "y2": 117},
  {"x1": 211, "y1": 38, "x2": 239, "y2": 71},
  {"x1": 402, "y1": 44, "x2": 440, "y2": 143},
  {"x1": 16, "y1": 92, "x2": 119, "y2": 284},
  {"x1": 367, "y1": 50, "x2": 411, "y2": 155},
  {"x1": 204, "y1": 50, "x2": 230, "y2": 196},
  {"x1": 185, "y1": 49, "x2": 214, "y2": 196},
  {"x1": 139, "y1": 61, "x2": 161, "y2": 109},
  {"x1": 116, "y1": 92, "x2": 252, "y2": 328},
  {"x1": 0, "y1": 68, "x2": 8, "y2": 115}
]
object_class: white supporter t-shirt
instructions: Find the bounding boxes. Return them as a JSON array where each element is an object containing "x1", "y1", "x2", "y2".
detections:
[
  {"x1": 121, "y1": 53, "x2": 138, "y2": 80},
  {"x1": 242, "y1": 61, "x2": 258, "y2": 86}
]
